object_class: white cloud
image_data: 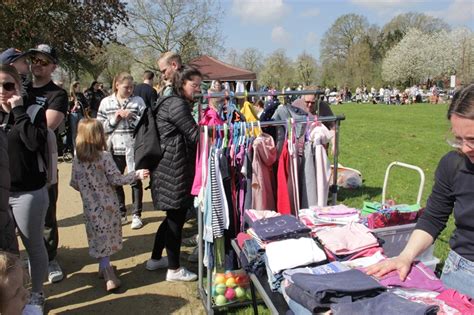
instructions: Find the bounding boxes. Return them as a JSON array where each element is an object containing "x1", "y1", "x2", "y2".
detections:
[
  {"x1": 305, "y1": 32, "x2": 318, "y2": 47},
  {"x1": 271, "y1": 26, "x2": 291, "y2": 45},
  {"x1": 430, "y1": 0, "x2": 473, "y2": 24},
  {"x1": 231, "y1": 0, "x2": 288, "y2": 24},
  {"x1": 301, "y1": 7, "x2": 320, "y2": 17}
]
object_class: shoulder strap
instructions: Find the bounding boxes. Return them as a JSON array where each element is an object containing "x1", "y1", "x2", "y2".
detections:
[{"x1": 26, "y1": 105, "x2": 43, "y2": 123}]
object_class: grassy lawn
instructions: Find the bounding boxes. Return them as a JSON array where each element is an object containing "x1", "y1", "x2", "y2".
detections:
[
  {"x1": 236, "y1": 103, "x2": 456, "y2": 314},
  {"x1": 330, "y1": 103, "x2": 454, "y2": 263}
]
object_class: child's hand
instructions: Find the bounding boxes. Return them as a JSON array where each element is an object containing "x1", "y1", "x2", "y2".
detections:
[{"x1": 135, "y1": 169, "x2": 149, "y2": 180}]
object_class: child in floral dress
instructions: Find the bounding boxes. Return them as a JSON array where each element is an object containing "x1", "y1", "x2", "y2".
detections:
[{"x1": 70, "y1": 119, "x2": 148, "y2": 291}]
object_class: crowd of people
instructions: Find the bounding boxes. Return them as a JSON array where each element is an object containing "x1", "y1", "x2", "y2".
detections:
[
  {"x1": 0, "y1": 43, "x2": 473, "y2": 315},
  {"x1": 317, "y1": 84, "x2": 444, "y2": 105}
]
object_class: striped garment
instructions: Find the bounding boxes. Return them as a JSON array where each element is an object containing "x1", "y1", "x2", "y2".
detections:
[
  {"x1": 97, "y1": 94, "x2": 145, "y2": 156},
  {"x1": 210, "y1": 149, "x2": 225, "y2": 238}
]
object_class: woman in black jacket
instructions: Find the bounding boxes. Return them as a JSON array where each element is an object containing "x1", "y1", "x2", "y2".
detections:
[
  {"x1": 0, "y1": 65, "x2": 49, "y2": 311},
  {"x1": 146, "y1": 66, "x2": 201, "y2": 282}
]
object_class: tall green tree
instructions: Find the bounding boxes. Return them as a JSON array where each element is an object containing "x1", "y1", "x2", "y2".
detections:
[
  {"x1": 320, "y1": 14, "x2": 369, "y2": 63},
  {"x1": 259, "y1": 49, "x2": 295, "y2": 88},
  {"x1": 0, "y1": 0, "x2": 128, "y2": 75}
]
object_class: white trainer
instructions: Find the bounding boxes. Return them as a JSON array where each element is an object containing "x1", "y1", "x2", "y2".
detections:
[
  {"x1": 166, "y1": 267, "x2": 197, "y2": 282},
  {"x1": 25, "y1": 291, "x2": 45, "y2": 314},
  {"x1": 131, "y1": 215, "x2": 144, "y2": 229},
  {"x1": 145, "y1": 257, "x2": 168, "y2": 270},
  {"x1": 47, "y1": 259, "x2": 63, "y2": 283}
]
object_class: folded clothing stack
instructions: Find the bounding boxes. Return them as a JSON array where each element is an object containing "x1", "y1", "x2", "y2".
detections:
[
  {"x1": 299, "y1": 205, "x2": 361, "y2": 234},
  {"x1": 285, "y1": 269, "x2": 439, "y2": 315},
  {"x1": 252, "y1": 214, "x2": 311, "y2": 241},
  {"x1": 265, "y1": 237, "x2": 327, "y2": 274},
  {"x1": 315, "y1": 222, "x2": 380, "y2": 257}
]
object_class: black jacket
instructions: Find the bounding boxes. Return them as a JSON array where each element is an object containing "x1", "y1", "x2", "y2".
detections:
[
  {"x1": 150, "y1": 95, "x2": 199, "y2": 211},
  {"x1": 0, "y1": 106, "x2": 48, "y2": 192},
  {"x1": 0, "y1": 128, "x2": 19, "y2": 254}
]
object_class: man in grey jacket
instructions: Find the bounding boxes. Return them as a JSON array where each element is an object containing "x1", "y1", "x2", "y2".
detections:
[{"x1": 0, "y1": 128, "x2": 18, "y2": 254}]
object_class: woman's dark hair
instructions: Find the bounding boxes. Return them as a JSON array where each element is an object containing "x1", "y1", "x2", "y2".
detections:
[
  {"x1": 448, "y1": 84, "x2": 474, "y2": 120},
  {"x1": 171, "y1": 66, "x2": 202, "y2": 100},
  {"x1": 89, "y1": 81, "x2": 98, "y2": 90}
]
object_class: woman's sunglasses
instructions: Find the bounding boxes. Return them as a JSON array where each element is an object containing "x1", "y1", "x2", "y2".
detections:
[{"x1": 1, "y1": 82, "x2": 16, "y2": 92}]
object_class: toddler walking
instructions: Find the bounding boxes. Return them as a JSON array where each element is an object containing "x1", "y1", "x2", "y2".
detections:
[{"x1": 70, "y1": 119, "x2": 148, "y2": 291}]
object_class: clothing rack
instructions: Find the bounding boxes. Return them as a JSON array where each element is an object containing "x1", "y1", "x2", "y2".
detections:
[
  {"x1": 197, "y1": 114, "x2": 346, "y2": 314},
  {"x1": 194, "y1": 89, "x2": 325, "y2": 99}
]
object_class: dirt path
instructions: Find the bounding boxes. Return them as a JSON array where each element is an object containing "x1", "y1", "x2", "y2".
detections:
[{"x1": 35, "y1": 162, "x2": 205, "y2": 314}]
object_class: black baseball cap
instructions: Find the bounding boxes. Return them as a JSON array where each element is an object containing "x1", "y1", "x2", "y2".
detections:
[
  {"x1": 29, "y1": 44, "x2": 58, "y2": 64},
  {"x1": 0, "y1": 48, "x2": 27, "y2": 64}
]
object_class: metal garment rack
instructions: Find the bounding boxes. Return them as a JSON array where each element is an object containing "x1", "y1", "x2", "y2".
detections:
[
  {"x1": 194, "y1": 89, "x2": 325, "y2": 99},
  {"x1": 195, "y1": 112, "x2": 346, "y2": 314}
]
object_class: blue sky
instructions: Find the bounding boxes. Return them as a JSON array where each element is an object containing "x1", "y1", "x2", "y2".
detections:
[{"x1": 219, "y1": 0, "x2": 474, "y2": 60}]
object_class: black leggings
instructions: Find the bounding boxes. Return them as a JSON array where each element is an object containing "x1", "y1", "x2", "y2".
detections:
[
  {"x1": 151, "y1": 208, "x2": 187, "y2": 269},
  {"x1": 112, "y1": 154, "x2": 143, "y2": 216}
]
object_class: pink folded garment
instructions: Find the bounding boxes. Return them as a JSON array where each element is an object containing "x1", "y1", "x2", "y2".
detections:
[
  {"x1": 436, "y1": 289, "x2": 474, "y2": 314},
  {"x1": 245, "y1": 209, "x2": 281, "y2": 222},
  {"x1": 377, "y1": 261, "x2": 445, "y2": 293},
  {"x1": 312, "y1": 204, "x2": 360, "y2": 217},
  {"x1": 236, "y1": 232, "x2": 252, "y2": 249},
  {"x1": 315, "y1": 222, "x2": 378, "y2": 255}
]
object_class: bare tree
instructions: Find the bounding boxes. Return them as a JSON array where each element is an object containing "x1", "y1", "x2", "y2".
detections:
[
  {"x1": 239, "y1": 48, "x2": 264, "y2": 73},
  {"x1": 125, "y1": 0, "x2": 224, "y2": 68},
  {"x1": 225, "y1": 48, "x2": 240, "y2": 66}
]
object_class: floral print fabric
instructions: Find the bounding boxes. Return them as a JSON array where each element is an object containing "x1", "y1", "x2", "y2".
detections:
[{"x1": 70, "y1": 151, "x2": 136, "y2": 258}]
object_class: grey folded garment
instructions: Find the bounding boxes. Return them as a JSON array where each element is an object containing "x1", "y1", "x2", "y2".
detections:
[
  {"x1": 286, "y1": 269, "x2": 386, "y2": 312},
  {"x1": 331, "y1": 292, "x2": 439, "y2": 315}
]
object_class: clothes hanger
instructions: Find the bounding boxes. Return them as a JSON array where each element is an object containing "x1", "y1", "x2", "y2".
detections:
[{"x1": 223, "y1": 123, "x2": 228, "y2": 149}]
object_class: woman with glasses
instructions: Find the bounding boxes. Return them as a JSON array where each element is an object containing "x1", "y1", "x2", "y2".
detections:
[
  {"x1": 367, "y1": 84, "x2": 474, "y2": 298},
  {"x1": 0, "y1": 65, "x2": 49, "y2": 312},
  {"x1": 146, "y1": 66, "x2": 201, "y2": 282}
]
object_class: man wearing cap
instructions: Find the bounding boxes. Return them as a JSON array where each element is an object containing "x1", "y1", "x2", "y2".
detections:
[
  {"x1": 0, "y1": 48, "x2": 30, "y2": 97},
  {"x1": 26, "y1": 44, "x2": 68, "y2": 284}
]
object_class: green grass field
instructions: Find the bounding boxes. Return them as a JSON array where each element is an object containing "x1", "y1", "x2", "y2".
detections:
[
  {"x1": 330, "y1": 103, "x2": 454, "y2": 262},
  {"x1": 234, "y1": 103, "x2": 456, "y2": 314}
]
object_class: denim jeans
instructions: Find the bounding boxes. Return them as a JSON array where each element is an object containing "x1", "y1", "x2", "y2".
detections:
[
  {"x1": 69, "y1": 112, "x2": 83, "y2": 149},
  {"x1": 441, "y1": 250, "x2": 474, "y2": 298}
]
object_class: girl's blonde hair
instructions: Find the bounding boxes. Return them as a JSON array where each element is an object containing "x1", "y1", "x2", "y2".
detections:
[
  {"x1": 75, "y1": 119, "x2": 107, "y2": 162},
  {"x1": 112, "y1": 72, "x2": 133, "y2": 93},
  {"x1": 69, "y1": 81, "x2": 80, "y2": 100},
  {"x1": 0, "y1": 251, "x2": 23, "y2": 307}
]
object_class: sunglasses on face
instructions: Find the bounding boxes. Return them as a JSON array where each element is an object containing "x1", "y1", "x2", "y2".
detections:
[
  {"x1": 0, "y1": 82, "x2": 16, "y2": 92},
  {"x1": 30, "y1": 56, "x2": 51, "y2": 66}
]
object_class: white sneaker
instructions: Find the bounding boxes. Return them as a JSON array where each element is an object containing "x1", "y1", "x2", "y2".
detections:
[
  {"x1": 48, "y1": 260, "x2": 63, "y2": 283},
  {"x1": 145, "y1": 257, "x2": 168, "y2": 270},
  {"x1": 166, "y1": 267, "x2": 197, "y2": 282},
  {"x1": 24, "y1": 292, "x2": 45, "y2": 314},
  {"x1": 131, "y1": 215, "x2": 144, "y2": 229}
]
